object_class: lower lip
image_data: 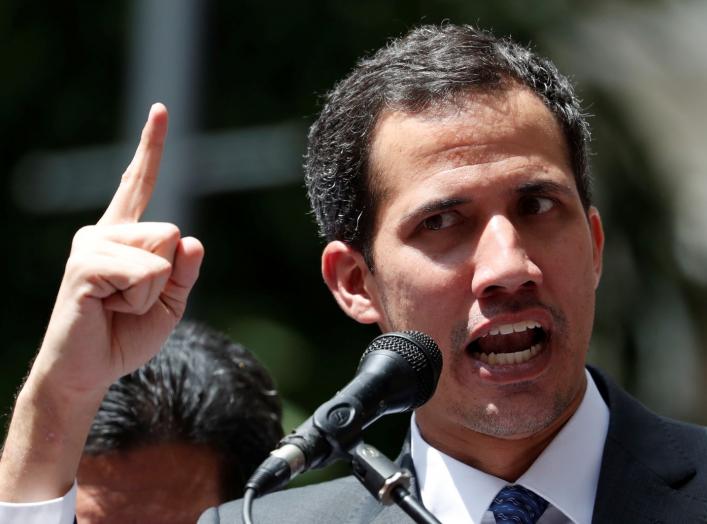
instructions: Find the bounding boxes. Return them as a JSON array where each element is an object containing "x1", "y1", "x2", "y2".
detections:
[{"x1": 466, "y1": 342, "x2": 552, "y2": 384}]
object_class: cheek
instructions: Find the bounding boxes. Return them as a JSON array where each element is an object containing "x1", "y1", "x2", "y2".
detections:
[
  {"x1": 535, "y1": 232, "x2": 597, "y2": 338},
  {"x1": 376, "y1": 250, "x2": 471, "y2": 327},
  {"x1": 536, "y1": 225, "x2": 596, "y2": 288}
]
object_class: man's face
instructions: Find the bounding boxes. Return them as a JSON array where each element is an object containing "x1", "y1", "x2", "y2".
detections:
[{"x1": 361, "y1": 87, "x2": 603, "y2": 443}]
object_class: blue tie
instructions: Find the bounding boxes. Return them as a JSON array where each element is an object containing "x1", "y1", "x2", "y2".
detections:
[{"x1": 489, "y1": 484, "x2": 549, "y2": 524}]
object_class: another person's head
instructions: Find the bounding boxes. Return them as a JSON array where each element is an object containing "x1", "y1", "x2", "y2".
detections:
[
  {"x1": 76, "y1": 321, "x2": 283, "y2": 523},
  {"x1": 313, "y1": 24, "x2": 604, "y2": 450}
]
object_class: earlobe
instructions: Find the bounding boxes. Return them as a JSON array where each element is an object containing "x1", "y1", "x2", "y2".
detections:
[
  {"x1": 321, "y1": 241, "x2": 381, "y2": 324},
  {"x1": 588, "y1": 207, "x2": 604, "y2": 288}
]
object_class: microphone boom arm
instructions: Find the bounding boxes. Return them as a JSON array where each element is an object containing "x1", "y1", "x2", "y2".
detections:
[{"x1": 351, "y1": 442, "x2": 441, "y2": 524}]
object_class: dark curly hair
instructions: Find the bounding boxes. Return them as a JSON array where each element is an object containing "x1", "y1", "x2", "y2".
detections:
[
  {"x1": 305, "y1": 23, "x2": 591, "y2": 267},
  {"x1": 84, "y1": 320, "x2": 283, "y2": 501}
]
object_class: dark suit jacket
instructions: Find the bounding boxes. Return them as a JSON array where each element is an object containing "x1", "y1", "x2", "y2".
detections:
[{"x1": 199, "y1": 367, "x2": 707, "y2": 523}]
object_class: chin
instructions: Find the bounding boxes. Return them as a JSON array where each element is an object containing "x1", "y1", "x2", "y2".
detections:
[{"x1": 457, "y1": 388, "x2": 578, "y2": 439}]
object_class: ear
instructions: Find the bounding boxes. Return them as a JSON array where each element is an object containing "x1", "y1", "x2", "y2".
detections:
[
  {"x1": 587, "y1": 206, "x2": 604, "y2": 288},
  {"x1": 321, "y1": 241, "x2": 382, "y2": 324}
]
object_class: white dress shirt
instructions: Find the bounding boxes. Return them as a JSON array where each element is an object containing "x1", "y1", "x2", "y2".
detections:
[
  {"x1": 411, "y1": 370, "x2": 609, "y2": 524},
  {"x1": 0, "y1": 481, "x2": 76, "y2": 524}
]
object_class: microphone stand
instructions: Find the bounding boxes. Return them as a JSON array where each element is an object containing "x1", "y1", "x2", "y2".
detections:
[{"x1": 350, "y1": 442, "x2": 441, "y2": 524}]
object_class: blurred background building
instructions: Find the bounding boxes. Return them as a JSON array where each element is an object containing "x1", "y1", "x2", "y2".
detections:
[{"x1": 3, "y1": 0, "x2": 706, "y2": 485}]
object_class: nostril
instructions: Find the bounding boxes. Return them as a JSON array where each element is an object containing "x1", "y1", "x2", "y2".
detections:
[
  {"x1": 478, "y1": 284, "x2": 504, "y2": 298},
  {"x1": 471, "y1": 252, "x2": 543, "y2": 297}
]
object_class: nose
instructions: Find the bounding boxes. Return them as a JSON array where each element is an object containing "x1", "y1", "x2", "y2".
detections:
[{"x1": 471, "y1": 215, "x2": 542, "y2": 298}]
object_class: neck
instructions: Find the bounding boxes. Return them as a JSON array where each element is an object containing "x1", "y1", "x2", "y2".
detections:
[{"x1": 416, "y1": 385, "x2": 585, "y2": 482}]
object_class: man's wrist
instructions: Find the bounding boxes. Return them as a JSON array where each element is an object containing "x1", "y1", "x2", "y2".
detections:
[{"x1": 0, "y1": 371, "x2": 105, "y2": 501}]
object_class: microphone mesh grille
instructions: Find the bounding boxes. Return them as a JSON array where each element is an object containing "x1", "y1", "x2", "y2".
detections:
[{"x1": 362, "y1": 331, "x2": 442, "y2": 408}]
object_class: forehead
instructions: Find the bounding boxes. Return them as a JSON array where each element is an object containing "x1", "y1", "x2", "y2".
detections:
[
  {"x1": 76, "y1": 443, "x2": 223, "y2": 522},
  {"x1": 368, "y1": 87, "x2": 572, "y2": 201}
]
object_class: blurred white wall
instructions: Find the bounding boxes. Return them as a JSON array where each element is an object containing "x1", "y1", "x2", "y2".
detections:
[{"x1": 546, "y1": 0, "x2": 707, "y2": 420}]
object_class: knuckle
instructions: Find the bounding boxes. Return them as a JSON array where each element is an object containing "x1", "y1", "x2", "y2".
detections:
[
  {"x1": 71, "y1": 225, "x2": 95, "y2": 247},
  {"x1": 63, "y1": 254, "x2": 83, "y2": 277},
  {"x1": 118, "y1": 168, "x2": 138, "y2": 189},
  {"x1": 133, "y1": 300, "x2": 153, "y2": 316},
  {"x1": 141, "y1": 256, "x2": 172, "y2": 283},
  {"x1": 139, "y1": 259, "x2": 168, "y2": 281},
  {"x1": 151, "y1": 223, "x2": 181, "y2": 255},
  {"x1": 160, "y1": 223, "x2": 181, "y2": 241},
  {"x1": 157, "y1": 258, "x2": 174, "y2": 276}
]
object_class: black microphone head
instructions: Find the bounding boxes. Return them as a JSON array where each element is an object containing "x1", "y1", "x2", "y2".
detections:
[{"x1": 359, "y1": 331, "x2": 442, "y2": 409}]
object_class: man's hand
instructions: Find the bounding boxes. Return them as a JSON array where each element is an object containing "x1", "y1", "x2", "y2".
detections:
[
  {"x1": 0, "y1": 103, "x2": 204, "y2": 502},
  {"x1": 38, "y1": 103, "x2": 203, "y2": 394}
]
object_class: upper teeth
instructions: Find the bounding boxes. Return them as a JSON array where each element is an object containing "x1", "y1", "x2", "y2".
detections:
[{"x1": 484, "y1": 320, "x2": 541, "y2": 337}]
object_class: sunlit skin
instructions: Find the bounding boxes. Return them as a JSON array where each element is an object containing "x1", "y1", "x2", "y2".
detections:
[
  {"x1": 322, "y1": 85, "x2": 604, "y2": 481},
  {"x1": 76, "y1": 443, "x2": 222, "y2": 524}
]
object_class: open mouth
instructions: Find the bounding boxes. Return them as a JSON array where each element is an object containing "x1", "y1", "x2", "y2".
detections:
[{"x1": 467, "y1": 320, "x2": 548, "y2": 365}]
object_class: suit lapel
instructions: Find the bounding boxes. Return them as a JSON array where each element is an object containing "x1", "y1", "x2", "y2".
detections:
[{"x1": 590, "y1": 367, "x2": 704, "y2": 523}]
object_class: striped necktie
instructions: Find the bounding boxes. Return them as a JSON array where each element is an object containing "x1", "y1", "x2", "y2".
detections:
[{"x1": 489, "y1": 484, "x2": 549, "y2": 524}]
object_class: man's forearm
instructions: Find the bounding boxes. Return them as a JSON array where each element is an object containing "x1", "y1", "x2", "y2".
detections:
[{"x1": 0, "y1": 369, "x2": 105, "y2": 502}]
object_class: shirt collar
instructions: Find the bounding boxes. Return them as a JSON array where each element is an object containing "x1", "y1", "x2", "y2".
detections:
[{"x1": 411, "y1": 369, "x2": 609, "y2": 524}]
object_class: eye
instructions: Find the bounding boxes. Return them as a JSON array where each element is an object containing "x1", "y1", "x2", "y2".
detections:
[
  {"x1": 421, "y1": 211, "x2": 462, "y2": 231},
  {"x1": 519, "y1": 196, "x2": 555, "y2": 215}
]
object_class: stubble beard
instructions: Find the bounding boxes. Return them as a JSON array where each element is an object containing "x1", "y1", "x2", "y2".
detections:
[
  {"x1": 376, "y1": 282, "x2": 583, "y2": 439},
  {"x1": 446, "y1": 303, "x2": 579, "y2": 439},
  {"x1": 446, "y1": 366, "x2": 574, "y2": 439}
]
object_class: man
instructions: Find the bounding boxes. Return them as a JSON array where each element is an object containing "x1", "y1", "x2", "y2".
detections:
[
  {"x1": 1, "y1": 23, "x2": 706, "y2": 524},
  {"x1": 77, "y1": 320, "x2": 283, "y2": 523},
  {"x1": 199, "y1": 24, "x2": 707, "y2": 523}
]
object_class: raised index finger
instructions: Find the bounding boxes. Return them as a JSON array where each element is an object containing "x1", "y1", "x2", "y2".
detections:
[{"x1": 98, "y1": 103, "x2": 169, "y2": 225}]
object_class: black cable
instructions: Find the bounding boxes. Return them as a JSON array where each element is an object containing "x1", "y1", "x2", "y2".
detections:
[{"x1": 242, "y1": 487, "x2": 256, "y2": 524}]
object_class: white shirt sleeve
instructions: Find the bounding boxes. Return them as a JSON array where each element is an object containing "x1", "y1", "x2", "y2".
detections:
[{"x1": 0, "y1": 482, "x2": 76, "y2": 524}]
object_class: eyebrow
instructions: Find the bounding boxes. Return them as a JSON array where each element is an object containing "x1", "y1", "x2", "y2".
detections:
[
  {"x1": 400, "y1": 180, "x2": 575, "y2": 225},
  {"x1": 516, "y1": 180, "x2": 575, "y2": 197},
  {"x1": 402, "y1": 197, "x2": 471, "y2": 224}
]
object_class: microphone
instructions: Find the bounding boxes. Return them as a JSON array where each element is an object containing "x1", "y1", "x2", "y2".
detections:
[{"x1": 244, "y1": 330, "x2": 442, "y2": 497}]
